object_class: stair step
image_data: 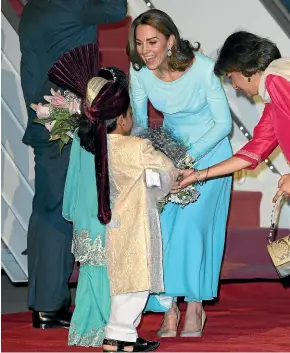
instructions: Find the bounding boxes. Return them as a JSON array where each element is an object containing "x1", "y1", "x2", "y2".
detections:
[
  {"x1": 99, "y1": 48, "x2": 130, "y2": 73},
  {"x1": 228, "y1": 190, "x2": 262, "y2": 229},
  {"x1": 221, "y1": 227, "x2": 289, "y2": 279},
  {"x1": 148, "y1": 104, "x2": 163, "y2": 127},
  {"x1": 69, "y1": 263, "x2": 79, "y2": 283},
  {"x1": 8, "y1": 0, "x2": 23, "y2": 16},
  {"x1": 99, "y1": 17, "x2": 131, "y2": 50}
]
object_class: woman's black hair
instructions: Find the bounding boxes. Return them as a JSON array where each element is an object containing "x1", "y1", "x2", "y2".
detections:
[{"x1": 214, "y1": 31, "x2": 281, "y2": 77}]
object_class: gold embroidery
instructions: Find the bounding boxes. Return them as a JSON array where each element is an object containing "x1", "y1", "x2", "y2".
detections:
[
  {"x1": 86, "y1": 77, "x2": 108, "y2": 107},
  {"x1": 106, "y1": 136, "x2": 177, "y2": 295},
  {"x1": 270, "y1": 236, "x2": 290, "y2": 265},
  {"x1": 237, "y1": 149, "x2": 262, "y2": 163}
]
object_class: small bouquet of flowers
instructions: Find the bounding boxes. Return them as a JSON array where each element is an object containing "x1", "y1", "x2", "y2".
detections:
[
  {"x1": 138, "y1": 126, "x2": 200, "y2": 211},
  {"x1": 31, "y1": 89, "x2": 82, "y2": 150}
]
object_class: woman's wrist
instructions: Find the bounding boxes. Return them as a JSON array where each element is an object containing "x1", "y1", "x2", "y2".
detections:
[
  {"x1": 201, "y1": 167, "x2": 210, "y2": 181},
  {"x1": 194, "y1": 167, "x2": 210, "y2": 185}
]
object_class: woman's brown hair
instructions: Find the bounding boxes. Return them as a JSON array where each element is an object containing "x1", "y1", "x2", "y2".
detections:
[{"x1": 127, "y1": 9, "x2": 200, "y2": 72}]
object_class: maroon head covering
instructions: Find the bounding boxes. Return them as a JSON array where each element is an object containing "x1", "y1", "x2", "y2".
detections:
[{"x1": 48, "y1": 43, "x2": 130, "y2": 224}]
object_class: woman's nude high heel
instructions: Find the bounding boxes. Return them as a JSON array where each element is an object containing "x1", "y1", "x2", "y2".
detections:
[
  {"x1": 157, "y1": 306, "x2": 180, "y2": 338},
  {"x1": 180, "y1": 308, "x2": 206, "y2": 337}
]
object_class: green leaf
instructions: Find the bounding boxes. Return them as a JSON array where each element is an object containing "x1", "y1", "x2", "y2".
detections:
[
  {"x1": 33, "y1": 117, "x2": 52, "y2": 125},
  {"x1": 52, "y1": 120, "x2": 62, "y2": 130},
  {"x1": 59, "y1": 140, "x2": 65, "y2": 154},
  {"x1": 49, "y1": 134, "x2": 60, "y2": 141},
  {"x1": 51, "y1": 108, "x2": 70, "y2": 121},
  {"x1": 60, "y1": 134, "x2": 70, "y2": 144}
]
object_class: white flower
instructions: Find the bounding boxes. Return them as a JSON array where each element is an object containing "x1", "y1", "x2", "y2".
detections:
[
  {"x1": 184, "y1": 155, "x2": 194, "y2": 166},
  {"x1": 68, "y1": 99, "x2": 81, "y2": 115},
  {"x1": 45, "y1": 120, "x2": 56, "y2": 132}
]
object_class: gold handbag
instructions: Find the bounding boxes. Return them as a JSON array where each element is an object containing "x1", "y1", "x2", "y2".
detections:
[{"x1": 267, "y1": 195, "x2": 290, "y2": 278}]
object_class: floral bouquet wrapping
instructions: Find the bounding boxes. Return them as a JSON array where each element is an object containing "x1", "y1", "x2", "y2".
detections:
[
  {"x1": 138, "y1": 126, "x2": 200, "y2": 211},
  {"x1": 31, "y1": 89, "x2": 82, "y2": 150}
]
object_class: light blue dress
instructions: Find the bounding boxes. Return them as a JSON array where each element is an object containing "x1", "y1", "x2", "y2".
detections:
[
  {"x1": 130, "y1": 53, "x2": 233, "y2": 307},
  {"x1": 63, "y1": 132, "x2": 110, "y2": 347}
]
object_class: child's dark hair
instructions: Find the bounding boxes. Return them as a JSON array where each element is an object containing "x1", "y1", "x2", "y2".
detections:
[
  {"x1": 77, "y1": 67, "x2": 130, "y2": 225},
  {"x1": 78, "y1": 67, "x2": 130, "y2": 154}
]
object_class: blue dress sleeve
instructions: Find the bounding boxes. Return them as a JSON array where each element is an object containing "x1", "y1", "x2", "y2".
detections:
[
  {"x1": 129, "y1": 65, "x2": 149, "y2": 133},
  {"x1": 190, "y1": 62, "x2": 232, "y2": 160}
]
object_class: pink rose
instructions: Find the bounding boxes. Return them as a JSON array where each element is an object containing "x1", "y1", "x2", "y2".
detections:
[
  {"x1": 44, "y1": 89, "x2": 68, "y2": 109},
  {"x1": 30, "y1": 103, "x2": 51, "y2": 119}
]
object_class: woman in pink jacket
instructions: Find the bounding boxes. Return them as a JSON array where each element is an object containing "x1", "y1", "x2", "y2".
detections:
[{"x1": 179, "y1": 31, "x2": 290, "y2": 202}]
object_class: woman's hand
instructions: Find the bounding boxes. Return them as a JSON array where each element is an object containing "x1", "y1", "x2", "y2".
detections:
[
  {"x1": 170, "y1": 181, "x2": 181, "y2": 193},
  {"x1": 178, "y1": 169, "x2": 196, "y2": 189},
  {"x1": 170, "y1": 169, "x2": 195, "y2": 193},
  {"x1": 272, "y1": 173, "x2": 290, "y2": 202}
]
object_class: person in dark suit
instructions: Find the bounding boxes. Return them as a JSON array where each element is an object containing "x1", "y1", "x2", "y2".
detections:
[{"x1": 19, "y1": 0, "x2": 127, "y2": 329}]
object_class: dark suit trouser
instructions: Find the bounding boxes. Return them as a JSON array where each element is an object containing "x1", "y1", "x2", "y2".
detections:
[{"x1": 27, "y1": 142, "x2": 74, "y2": 311}]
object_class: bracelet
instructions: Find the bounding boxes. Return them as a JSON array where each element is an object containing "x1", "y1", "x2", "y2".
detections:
[
  {"x1": 194, "y1": 167, "x2": 210, "y2": 186},
  {"x1": 194, "y1": 169, "x2": 203, "y2": 185},
  {"x1": 205, "y1": 167, "x2": 210, "y2": 181}
]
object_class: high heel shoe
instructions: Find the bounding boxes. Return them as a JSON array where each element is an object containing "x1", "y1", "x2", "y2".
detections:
[
  {"x1": 180, "y1": 309, "x2": 206, "y2": 337},
  {"x1": 157, "y1": 307, "x2": 180, "y2": 338}
]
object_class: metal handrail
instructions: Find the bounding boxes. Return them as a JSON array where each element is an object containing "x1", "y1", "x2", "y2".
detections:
[
  {"x1": 260, "y1": 0, "x2": 290, "y2": 39},
  {"x1": 1, "y1": 0, "x2": 20, "y2": 34}
]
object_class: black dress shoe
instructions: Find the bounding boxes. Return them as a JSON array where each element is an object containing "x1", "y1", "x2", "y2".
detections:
[
  {"x1": 103, "y1": 338, "x2": 160, "y2": 352},
  {"x1": 136, "y1": 337, "x2": 159, "y2": 349},
  {"x1": 32, "y1": 307, "x2": 72, "y2": 329}
]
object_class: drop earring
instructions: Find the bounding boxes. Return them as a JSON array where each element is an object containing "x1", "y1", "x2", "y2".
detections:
[
  {"x1": 167, "y1": 48, "x2": 172, "y2": 57},
  {"x1": 248, "y1": 77, "x2": 251, "y2": 82}
]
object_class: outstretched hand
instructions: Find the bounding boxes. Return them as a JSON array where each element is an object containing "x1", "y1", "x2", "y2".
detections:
[
  {"x1": 272, "y1": 173, "x2": 290, "y2": 202},
  {"x1": 178, "y1": 169, "x2": 196, "y2": 189},
  {"x1": 170, "y1": 169, "x2": 195, "y2": 193},
  {"x1": 170, "y1": 181, "x2": 181, "y2": 193}
]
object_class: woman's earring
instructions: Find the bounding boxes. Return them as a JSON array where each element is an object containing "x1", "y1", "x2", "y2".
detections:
[
  {"x1": 167, "y1": 48, "x2": 172, "y2": 57},
  {"x1": 248, "y1": 77, "x2": 251, "y2": 82}
]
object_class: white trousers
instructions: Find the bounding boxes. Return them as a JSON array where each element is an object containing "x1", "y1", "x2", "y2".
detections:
[{"x1": 105, "y1": 291, "x2": 149, "y2": 342}]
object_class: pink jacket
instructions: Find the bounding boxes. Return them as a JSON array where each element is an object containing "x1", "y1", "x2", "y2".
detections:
[{"x1": 235, "y1": 74, "x2": 290, "y2": 168}]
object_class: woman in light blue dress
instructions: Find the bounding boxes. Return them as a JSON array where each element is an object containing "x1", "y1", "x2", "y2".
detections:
[{"x1": 128, "y1": 9, "x2": 232, "y2": 337}]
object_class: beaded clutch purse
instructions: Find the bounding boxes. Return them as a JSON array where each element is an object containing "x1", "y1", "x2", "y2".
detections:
[{"x1": 267, "y1": 196, "x2": 290, "y2": 278}]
